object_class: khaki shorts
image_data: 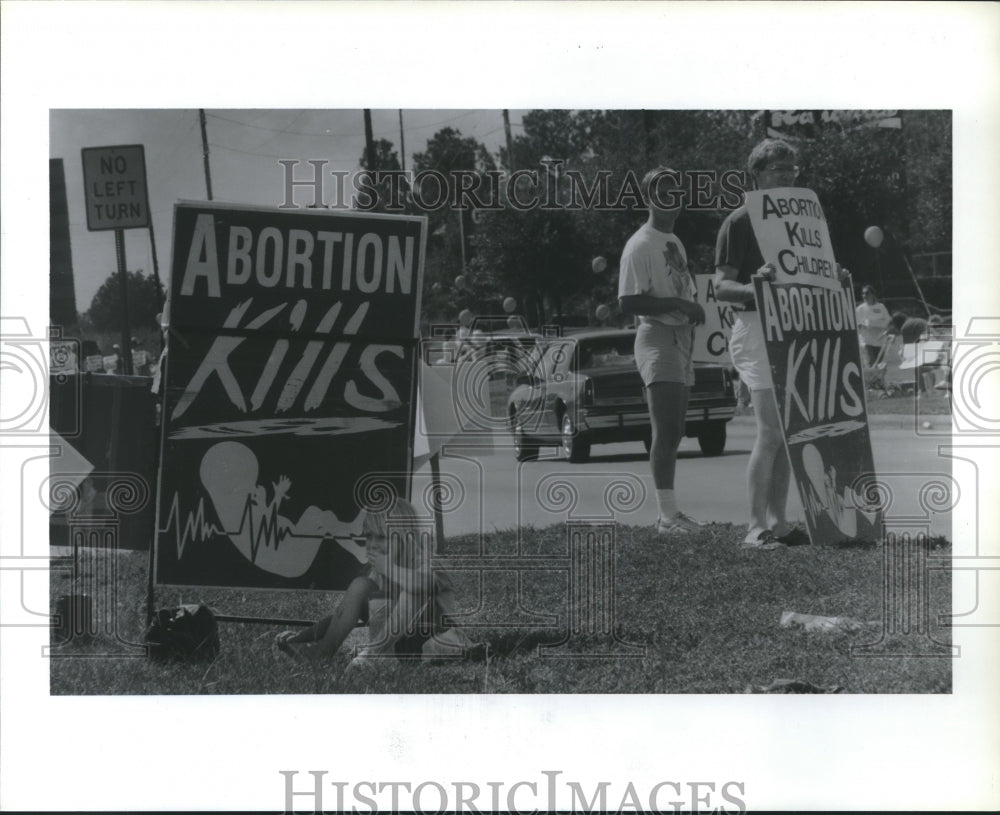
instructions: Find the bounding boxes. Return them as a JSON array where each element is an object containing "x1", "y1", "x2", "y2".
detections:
[
  {"x1": 634, "y1": 321, "x2": 695, "y2": 387},
  {"x1": 729, "y1": 312, "x2": 773, "y2": 390}
]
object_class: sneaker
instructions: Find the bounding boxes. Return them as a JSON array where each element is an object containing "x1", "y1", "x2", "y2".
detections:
[
  {"x1": 656, "y1": 512, "x2": 704, "y2": 535},
  {"x1": 344, "y1": 653, "x2": 379, "y2": 675},
  {"x1": 775, "y1": 525, "x2": 811, "y2": 546},
  {"x1": 741, "y1": 529, "x2": 786, "y2": 550}
]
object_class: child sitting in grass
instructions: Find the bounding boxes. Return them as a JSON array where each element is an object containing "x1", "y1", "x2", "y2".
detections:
[{"x1": 275, "y1": 496, "x2": 476, "y2": 666}]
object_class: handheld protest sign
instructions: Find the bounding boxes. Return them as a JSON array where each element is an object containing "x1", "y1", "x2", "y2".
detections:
[
  {"x1": 154, "y1": 202, "x2": 426, "y2": 590},
  {"x1": 746, "y1": 187, "x2": 840, "y2": 289},
  {"x1": 692, "y1": 274, "x2": 735, "y2": 364},
  {"x1": 746, "y1": 188, "x2": 881, "y2": 545}
]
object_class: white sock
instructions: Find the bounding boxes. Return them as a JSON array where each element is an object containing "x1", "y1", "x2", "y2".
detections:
[{"x1": 656, "y1": 489, "x2": 678, "y2": 519}]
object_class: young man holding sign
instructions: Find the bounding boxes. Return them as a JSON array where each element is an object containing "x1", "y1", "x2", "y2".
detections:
[
  {"x1": 714, "y1": 139, "x2": 851, "y2": 549},
  {"x1": 619, "y1": 167, "x2": 706, "y2": 535}
]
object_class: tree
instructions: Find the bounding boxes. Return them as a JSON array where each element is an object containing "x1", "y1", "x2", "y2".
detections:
[
  {"x1": 357, "y1": 137, "x2": 404, "y2": 214},
  {"x1": 470, "y1": 205, "x2": 592, "y2": 325},
  {"x1": 473, "y1": 110, "x2": 757, "y2": 324},
  {"x1": 499, "y1": 109, "x2": 951, "y2": 312},
  {"x1": 410, "y1": 128, "x2": 496, "y2": 322},
  {"x1": 784, "y1": 111, "x2": 951, "y2": 303},
  {"x1": 358, "y1": 137, "x2": 401, "y2": 173},
  {"x1": 421, "y1": 110, "x2": 952, "y2": 325},
  {"x1": 85, "y1": 270, "x2": 164, "y2": 333}
]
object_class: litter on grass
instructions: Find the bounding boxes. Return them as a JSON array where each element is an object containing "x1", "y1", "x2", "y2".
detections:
[{"x1": 780, "y1": 610, "x2": 875, "y2": 632}]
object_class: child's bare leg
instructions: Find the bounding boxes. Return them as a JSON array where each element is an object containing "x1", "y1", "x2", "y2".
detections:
[
  {"x1": 284, "y1": 616, "x2": 333, "y2": 644},
  {"x1": 314, "y1": 576, "x2": 374, "y2": 657}
]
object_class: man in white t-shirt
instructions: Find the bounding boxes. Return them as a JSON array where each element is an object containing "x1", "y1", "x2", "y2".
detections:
[
  {"x1": 855, "y1": 285, "x2": 891, "y2": 367},
  {"x1": 618, "y1": 167, "x2": 706, "y2": 536}
]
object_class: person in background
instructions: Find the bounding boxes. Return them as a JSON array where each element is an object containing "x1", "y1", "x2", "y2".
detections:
[
  {"x1": 105, "y1": 343, "x2": 121, "y2": 374},
  {"x1": 917, "y1": 314, "x2": 951, "y2": 394},
  {"x1": 618, "y1": 166, "x2": 706, "y2": 536},
  {"x1": 900, "y1": 314, "x2": 929, "y2": 345},
  {"x1": 855, "y1": 285, "x2": 891, "y2": 367}
]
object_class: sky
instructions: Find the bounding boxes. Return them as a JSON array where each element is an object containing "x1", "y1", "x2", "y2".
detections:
[{"x1": 51, "y1": 109, "x2": 527, "y2": 313}]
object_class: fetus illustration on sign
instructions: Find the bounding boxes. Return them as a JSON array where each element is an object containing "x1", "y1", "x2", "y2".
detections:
[
  {"x1": 198, "y1": 441, "x2": 365, "y2": 578},
  {"x1": 800, "y1": 442, "x2": 878, "y2": 539}
]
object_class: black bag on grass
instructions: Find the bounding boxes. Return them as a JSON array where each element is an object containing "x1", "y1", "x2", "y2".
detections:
[{"x1": 144, "y1": 603, "x2": 220, "y2": 662}]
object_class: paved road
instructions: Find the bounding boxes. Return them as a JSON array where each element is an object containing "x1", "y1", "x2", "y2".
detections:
[{"x1": 414, "y1": 415, "x2": 955, "y2": 540}]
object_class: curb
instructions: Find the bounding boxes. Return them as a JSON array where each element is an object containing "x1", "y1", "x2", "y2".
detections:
[{"x1": 727, "y1": 413, "x2": 950, "y2": 432}]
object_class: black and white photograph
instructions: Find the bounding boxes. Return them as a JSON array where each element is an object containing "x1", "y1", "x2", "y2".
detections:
[{"x1": 1, "y1": 2, "x2": 998, "y2": 812}]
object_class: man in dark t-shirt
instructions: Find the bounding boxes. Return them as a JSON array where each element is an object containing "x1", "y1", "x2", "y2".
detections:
[{"x1": 713, "y1": 138, "x2": 849, "y2": 549}]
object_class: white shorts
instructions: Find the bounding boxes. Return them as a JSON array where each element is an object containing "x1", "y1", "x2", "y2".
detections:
[
  {"x1": 634, "y1": 321, "x2": 695, "y2": 386},
  {"x1": 729, "y1": 312, "x2": 772, "y2": 391}
]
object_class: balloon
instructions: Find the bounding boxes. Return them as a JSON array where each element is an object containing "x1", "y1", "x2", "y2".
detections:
[
  {"x1": 502, "y1": 297, "x2": 517, "y2": 313},
  {"x1": 454, "y1": 275, "x2": 467, "y2": 290},
  {"x1": 595, "y1": 304, "x2": 611, "y2": 321},
  {"x1": 864, "y1": 226, "x2": 884, "y2": 249},
  {"x1": 592, "y1": 256, "x2": 608, "y2": 274},
  {"x1": 458, "y1": 309, "x2": 474, "y2": 327}
]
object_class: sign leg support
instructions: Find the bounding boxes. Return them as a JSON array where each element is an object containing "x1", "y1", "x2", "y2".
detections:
[{"x1": 114, "y1": 229, "x2": 133, "y2": 376}]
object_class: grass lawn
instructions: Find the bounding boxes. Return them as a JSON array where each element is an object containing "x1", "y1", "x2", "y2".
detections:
[
  {"x1": 48, "y1": 376, "x2": 952, "y2": 695},
  {"x1": 50, "y1": 523, "x2": 951, "y2": 696},
  {"x1": 865, "y1": 388, "x2": 951, "y2": 416}
]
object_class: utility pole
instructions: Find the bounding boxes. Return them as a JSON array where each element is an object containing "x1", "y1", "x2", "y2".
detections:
[
  {"x1": 363, "y1": 109, "x2": 377, "y2": 170},
  {"x1": 199, "y1": 109, "x2": 213, "y2": 201},
  {"x1": 147, "y1": 219, "x2": 164, "y2": 314},
  {"x1": 398, "y1": 109, "x2": 406, "y2": 172},
  {"x1": 502, "y1": 109, "x2": 514, "y2": 169}
]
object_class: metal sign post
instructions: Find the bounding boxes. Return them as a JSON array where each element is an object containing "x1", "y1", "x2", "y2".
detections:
[
  {"x1": 82, "y1": 144, "x2": 151, "y2": 375},
  {"x1": 114, "y1": 229, "x2": 133, "y2": 374}
]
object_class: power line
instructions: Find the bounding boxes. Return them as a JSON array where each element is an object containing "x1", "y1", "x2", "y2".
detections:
[
  {"x1": 206, "y1": 109, "x2": 522, "y2": 143},
  {"x1": 205, "y1": 111, "x2": 346, "y2": 137},
  {"x1": 208, "y1": 141, "x2": 358, "y2": 162}
]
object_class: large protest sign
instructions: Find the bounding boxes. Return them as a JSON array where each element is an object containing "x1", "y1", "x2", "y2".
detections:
[
  {"x1": 747, "y1": 188, "x2": 881, "y2": 545},
  {"x1": 155, "y1": 202, "x2": 426, "y2": 589}
]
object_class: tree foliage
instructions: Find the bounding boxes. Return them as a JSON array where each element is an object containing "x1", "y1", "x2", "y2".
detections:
[
  {"x1": 358, "y1": 137, "x2": 401, "y2": 173},
  {"x1": 408, "y1": 128, "x2": 496, "y2": 324},
  {"x1": 368, "y1": 111, "x2": 952, "y2": 327},
  {"x1": 85, "y1": 270, "x2": 164, "y2": 333},
  {"x1": 473, "y1": 109, "x2": 952, "y2": 320}
]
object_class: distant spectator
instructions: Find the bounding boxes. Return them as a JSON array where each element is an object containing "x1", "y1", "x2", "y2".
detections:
[
  {"x1": 855, "y1": 285, "x2": 891, "y2": 367},
  {"x1": 888, "y1": 312, "x2": 908, "y2": 337},
  {"x1": 103, "y1": 344, "x2": 122, "y2": 374},
  {"x1": 900, "y1": 316, "x2": 928, "y2": 344},
  {"x1": 131, "y1": 337, "x2": 151, "y2": 376},
  {"x1": 918, "y1": 315, "x2": 951, "y2": 393},
  {"x1": 80, "y1": 340, "x2": 104, "y2": 373}
]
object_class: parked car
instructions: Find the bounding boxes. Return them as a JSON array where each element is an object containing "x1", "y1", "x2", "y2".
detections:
[{"x1": 507, "y1": 328, "x2": 737, "y2": 462}]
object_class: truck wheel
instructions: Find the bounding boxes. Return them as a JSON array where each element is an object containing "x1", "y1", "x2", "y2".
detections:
[
  {"x1": 698, "y1": 422, "x2": 727, "y2": 456},
  {"x1": 561, "y1": 413, "x2": 590, "y2": 463},
  {"x1": 512, "y1": 419, "x2": 539, "y2": 462}
]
